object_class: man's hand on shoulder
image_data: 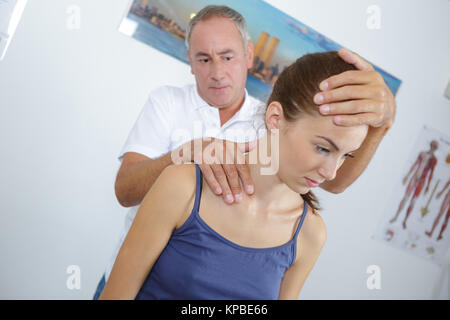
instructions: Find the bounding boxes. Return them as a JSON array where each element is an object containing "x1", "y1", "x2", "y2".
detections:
[{"x1": 173, "y1": 138, "x2": 257, "y2": 205}]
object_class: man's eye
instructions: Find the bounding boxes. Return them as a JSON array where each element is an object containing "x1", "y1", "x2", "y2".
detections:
[
  {"x1": 224, "y1": 56, "x2": 233, "y2": 61},
  {"x1": 344, "y1": 153, "x2": 355, "y2": 159},
  {"x1": 199, "y1": 59, "x2": 209, "y2": 63}
]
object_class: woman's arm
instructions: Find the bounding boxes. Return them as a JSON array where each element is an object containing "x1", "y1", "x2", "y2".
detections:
[
  {"x1": 277, "y1": 212, "x2": 327, "y2": 300},
  {"x1": 100, "y1": 164, "x2": 197, "y2": 299}
]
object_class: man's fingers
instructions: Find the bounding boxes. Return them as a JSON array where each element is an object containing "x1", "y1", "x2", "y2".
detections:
[
  {"x1": 315, "y1": 84, "x2": 379, "y2": 105},
  {"x1": 198, "y1": 164, "x2": 222, "y2": 195},
  {"x1": 222, "y1": 164, "x2": 243, "y2": 202},
  {"x1": 199, "y1": 139, "x2": 257, "y2": 204},
  {"x1": 235, "y1": 142, "x2": 255, "y2": 195},
  {"x1": 337, "y1": 48, "x2": 374, "y2": 72},
  {"x1": 319, "y1": 70, "x2": 377, "y2": 91},
  {"x1": 319, "y1": 99, "x2": 382, "y2": 117},
  {"x1": 235, "y1": 164, "x2": 254, "y2": 195},
  {"x1": 210, "y1": 164, "x2": 234, "y2": 204},
  {"x1": 333, "y1": 112, "x2": 383, "y2": 127}
]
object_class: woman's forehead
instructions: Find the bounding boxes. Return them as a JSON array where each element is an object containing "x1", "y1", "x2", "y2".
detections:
[{"x1": 293, "y1": 115, "x2": 368, "y2": 149}]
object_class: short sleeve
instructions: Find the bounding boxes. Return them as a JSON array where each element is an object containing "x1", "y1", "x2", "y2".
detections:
[{"x1": 118, "y1": 89, "x2": 173, "y2": 162}]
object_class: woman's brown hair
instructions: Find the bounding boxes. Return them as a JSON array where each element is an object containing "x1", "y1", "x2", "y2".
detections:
[{"x1": 267, "y1": 51, "x2": 357, "y2": 213}]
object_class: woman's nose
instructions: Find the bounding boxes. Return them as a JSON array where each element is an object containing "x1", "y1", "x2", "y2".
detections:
[{"x1": 319, "y1": 159, "x2": 340, "y2": 181}]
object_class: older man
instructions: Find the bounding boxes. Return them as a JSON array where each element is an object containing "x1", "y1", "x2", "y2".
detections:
[{"x1": 93, "y1": 5, "x2": 395, "y2": 299}]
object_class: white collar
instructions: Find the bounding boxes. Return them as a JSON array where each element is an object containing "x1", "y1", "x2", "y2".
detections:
[{"x1": 191, "y1": 85, "x2": 254, "y2": 120}]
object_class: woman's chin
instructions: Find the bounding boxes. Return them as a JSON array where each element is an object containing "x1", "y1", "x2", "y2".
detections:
[
  {"x1": 298, "y1": 186, "x2": 311, "y2": 195},
  {"x1": 287, "y1": 180, "x2": 310, "y2": 195}
]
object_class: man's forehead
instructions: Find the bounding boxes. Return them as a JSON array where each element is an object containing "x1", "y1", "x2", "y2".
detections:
[
  {"x1": 190, "y1": 16, "x2": 242, "y2": 42},
  {"x1": 194, "y1": 15, "x2": 237, "y2": 29}
]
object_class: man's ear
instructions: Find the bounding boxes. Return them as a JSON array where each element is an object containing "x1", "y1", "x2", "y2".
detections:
[
  {"x1": 187, "y1": 49, "x2": 194, "y2": 75},
  {"x1": 246, "y1": 40, "x2": 255, "y2": 69},
  {"x1": 265, "y1": 101, "x2": 284, "y2": 130}
]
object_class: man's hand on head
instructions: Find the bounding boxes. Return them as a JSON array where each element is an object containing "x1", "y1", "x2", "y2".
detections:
[{"x1": 314, "y1": 48, "x2": 396, "y2": 130}]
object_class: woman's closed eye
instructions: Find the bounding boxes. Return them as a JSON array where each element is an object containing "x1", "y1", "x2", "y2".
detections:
[
  {"x1": 315, "y1": 145, "x2": 330, "y2": 154},
  {"x1": 344, "y1": 153, "x2": 355, "y2": 159},
  {"x1": 316, "y1": 145, "x2": 355, "y2": 159}
]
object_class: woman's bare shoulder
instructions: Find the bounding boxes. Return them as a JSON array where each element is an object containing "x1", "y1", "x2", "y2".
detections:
[
  {"x1": 156, "y1": 164, "x2": 198, "y2": 227},
  {"x1": 139, "y1": 164, "x2": 198, "y2": 226},
  {"x1": 297, "y1": 207, "x2": 327, "y2": 255},
  {"x1": 158, "y1": 163, "x2": 197, "y2": 186},
  {"x1": 156, "y1": 164, "x2": 198, "y2": 201}
]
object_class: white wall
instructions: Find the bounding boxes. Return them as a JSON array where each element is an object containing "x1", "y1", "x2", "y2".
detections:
[{"x1": 0, "y1": 0, "x2": 449, "y2": 299}]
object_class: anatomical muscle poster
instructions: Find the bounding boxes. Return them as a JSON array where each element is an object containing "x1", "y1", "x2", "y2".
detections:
[{"x1": 373, "y1": 126, "x2": 450, "y2": 265}]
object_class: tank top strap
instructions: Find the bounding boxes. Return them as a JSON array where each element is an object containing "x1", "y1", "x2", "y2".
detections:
[
  {"x1": 293, "y1": 200, "x2": 308, "y2": 240},
  {"x1": 192, "y1": 164, "x2": 204, "y2": 213}
]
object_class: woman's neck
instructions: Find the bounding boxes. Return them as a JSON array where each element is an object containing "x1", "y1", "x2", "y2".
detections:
[{"x1": 242, "y1": 133, "x2": 303, "y2": 214}]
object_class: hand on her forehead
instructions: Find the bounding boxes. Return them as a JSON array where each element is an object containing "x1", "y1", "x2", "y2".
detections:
[{"x1": 314, "y1": 49, "x2": 395, "y2": 129}]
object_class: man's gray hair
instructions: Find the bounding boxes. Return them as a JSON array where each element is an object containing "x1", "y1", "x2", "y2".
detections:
[{"x1": 185, "y1": 5, "x2": 251, "y2": 51}]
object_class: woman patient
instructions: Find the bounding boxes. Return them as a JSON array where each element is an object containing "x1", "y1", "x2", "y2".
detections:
[{"x1": 100, "y1": 51, "x2": 368, "y2": 300}]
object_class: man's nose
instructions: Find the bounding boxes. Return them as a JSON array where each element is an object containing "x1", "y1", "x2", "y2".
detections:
[{"x1": 210, "y1": 61, "x2": 225, "y2": 82}]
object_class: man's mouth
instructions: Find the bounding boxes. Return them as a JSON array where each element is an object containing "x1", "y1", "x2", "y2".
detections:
[{"x1": 210, "y1": 86, "x2": 228, "y2": 90}]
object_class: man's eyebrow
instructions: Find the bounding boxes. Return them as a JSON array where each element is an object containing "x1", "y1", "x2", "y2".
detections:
[
  {"x1": 195, "y1": 52, "x2": 210, "y2": 58},
  {"x1": 316, "y1": 135, "x2": 360, "y2": 153},
  {"x1": 195, "y1": 50, "x2": 235, "y2": 58}
]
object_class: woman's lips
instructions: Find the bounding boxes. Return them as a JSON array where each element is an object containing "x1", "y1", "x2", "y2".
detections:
[{"x1": 305, "y1": 177, "x2": 320, "y2": 188}]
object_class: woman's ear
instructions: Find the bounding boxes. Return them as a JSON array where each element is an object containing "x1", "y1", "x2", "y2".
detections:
[{"x1": 265, "y1": 101, "x2": 284, "y2": 130}]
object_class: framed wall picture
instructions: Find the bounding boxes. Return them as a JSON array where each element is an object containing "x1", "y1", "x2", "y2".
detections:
[{"x1": 119, "y1": 0, "x2": 401, "y2": 101}]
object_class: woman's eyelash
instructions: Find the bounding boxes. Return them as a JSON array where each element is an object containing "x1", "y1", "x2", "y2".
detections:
[
  {"x1": 316, "y1": 146, "x2": 329, "y2": 153},
  {"x1": 316, "y1": 145, "x2": 355, "y2": 158},
  {"x1": 345, "y1": 154, "x2": 355, "y2": 158}
]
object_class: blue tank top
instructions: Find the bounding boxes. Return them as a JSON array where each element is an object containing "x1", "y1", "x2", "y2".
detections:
[{"x1": 135, "y1": 164, "x2": 308, "y2": 300}]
